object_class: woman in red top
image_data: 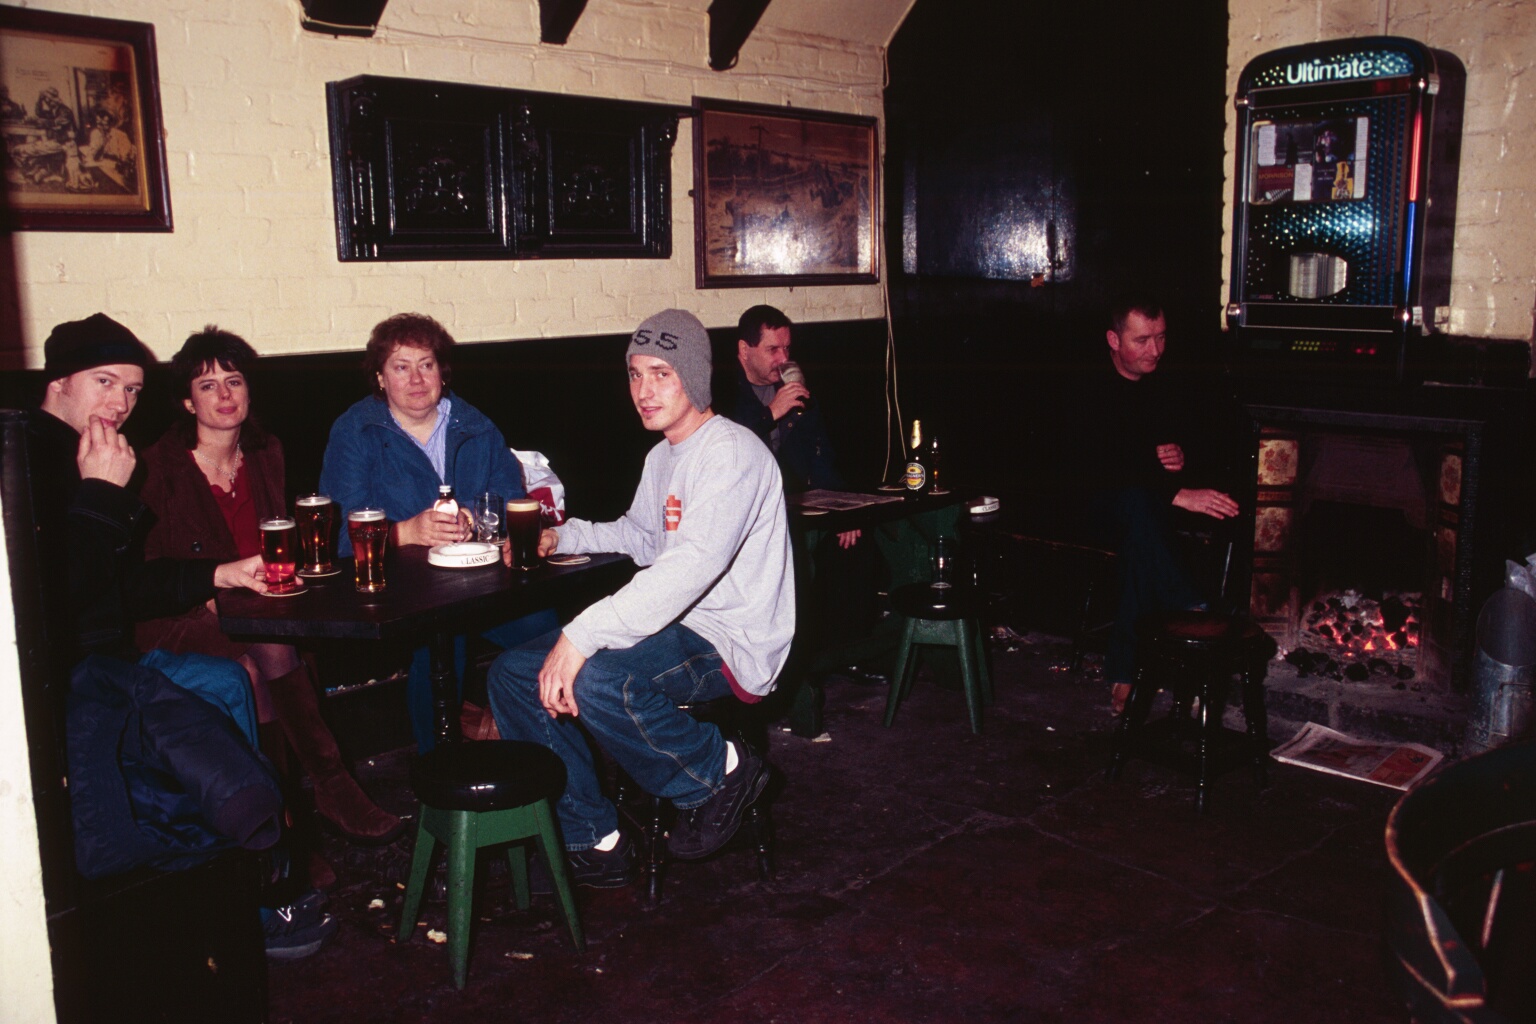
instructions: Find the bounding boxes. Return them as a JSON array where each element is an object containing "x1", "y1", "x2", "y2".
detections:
[{"x1": 138, "y1": 327, "x2": 402, "y2": 847}]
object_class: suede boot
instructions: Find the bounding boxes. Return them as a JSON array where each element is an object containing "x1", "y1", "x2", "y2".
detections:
[{"x1": 266, "y1": 665, "x2": 406, "y2": 846}]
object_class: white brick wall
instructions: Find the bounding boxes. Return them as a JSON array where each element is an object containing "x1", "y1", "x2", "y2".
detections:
[
  {"x1": 1224, "y1": 0, "x2": 1536, "y2": 349},
  {"x1": 6, "y1": 0, "x2": 887, "y2": 366}
]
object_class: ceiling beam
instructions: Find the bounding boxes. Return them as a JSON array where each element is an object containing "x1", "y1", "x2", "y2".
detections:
[
  {"x1": 708, "y1": 0, "x2": 773, "y2": 71},
  {"x1": 539, "y1": 0, "x2": 589, "y2": 45}
]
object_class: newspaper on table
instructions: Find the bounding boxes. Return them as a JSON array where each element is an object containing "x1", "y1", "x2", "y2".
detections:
[
  {"x1": 1270, "y1": 721, "x2": 1444, "y2": 791},
  {"x1": 789, "y1": 489, "x2": 905, "y2": 513}
]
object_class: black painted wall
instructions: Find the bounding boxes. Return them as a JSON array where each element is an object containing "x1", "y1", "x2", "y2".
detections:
[{"x1": 884, "y1": 0, "x2": 1232, "y2": 496}]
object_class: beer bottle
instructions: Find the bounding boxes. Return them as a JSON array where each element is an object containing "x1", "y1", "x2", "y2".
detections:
[
  {"x1": 433, "y1": 484, "x2": 459, "y2": 518},
  {"x1": 904, "y1": 419, "x2": 930, "y2": 497}
]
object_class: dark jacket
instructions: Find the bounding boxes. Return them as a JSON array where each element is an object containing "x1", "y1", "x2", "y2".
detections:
[
  {"x1": 138, "y1": 428, "x2": 287, "y2": 563},
  {"x1": 723, "y1": 366, "x2": 845, "y2": 493},
  {"x1": 67, "y1": 655, "x2": 283, "y2": 879},
  {"x1": 318, "y1": 393, "x2": 527, "y2": 556},
  {"x1": 26, "y1": 410, "x2": 220, "y2": 668}
]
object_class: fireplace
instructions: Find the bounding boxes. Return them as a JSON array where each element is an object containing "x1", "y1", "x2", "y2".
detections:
[{"x1": 1244, "y1": 403, "x2": 1485, "y2": 693}]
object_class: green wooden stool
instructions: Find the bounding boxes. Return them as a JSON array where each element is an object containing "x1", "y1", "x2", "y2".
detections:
[
  {"x1": 399, "y1": 740, "x2": 583, "y2": 988},
  {"x1": 883, "y1": 582, "x2": 993, "y2": 733}
]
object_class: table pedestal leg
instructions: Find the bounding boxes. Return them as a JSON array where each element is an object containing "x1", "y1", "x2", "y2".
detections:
[{"x1": 432, "y1": 629, "x2": 462, "y2": 746}]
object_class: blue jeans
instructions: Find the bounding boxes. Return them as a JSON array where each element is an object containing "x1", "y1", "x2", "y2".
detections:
[
  {"x1": 487, "y1": 624, "x2": 732, "y2": 850},
  {"x1": 408, "y1": 609, "x2": 559, "y2": 752},
  {"x1": 138, "y1": 648, "x2": 258, "y2": 749}
]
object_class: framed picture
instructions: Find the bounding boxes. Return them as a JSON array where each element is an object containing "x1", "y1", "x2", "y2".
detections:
[
  {"x1": 692, "y1": 98, "x2": 878, "y2": 288},
  {"x1": 0, "y1": 7, "x2": 172, "y2": 231}
]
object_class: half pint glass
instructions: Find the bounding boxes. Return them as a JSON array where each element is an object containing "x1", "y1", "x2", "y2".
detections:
[
  {"x1": 295, "y1": 493, "x2": 337, "y2": 574},
  {"x1": 259, "y1": 516, "x2": 301, "y2": 593},
  {"x1": 348, "y1": 507, "x2": 389, "y2": 593},
  {"x1": 505, "y1": 497, "x2": 542, "y2": 570}
]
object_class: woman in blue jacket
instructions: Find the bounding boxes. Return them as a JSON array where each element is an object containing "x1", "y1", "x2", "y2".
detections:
[{"x1": 319, "y1": 313, "x2": 556, "y2": 750}]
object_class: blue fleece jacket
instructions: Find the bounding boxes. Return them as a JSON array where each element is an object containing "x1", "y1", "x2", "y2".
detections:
[{"x1": 319, "y1": 393, "x2": 527, "y2": 555}]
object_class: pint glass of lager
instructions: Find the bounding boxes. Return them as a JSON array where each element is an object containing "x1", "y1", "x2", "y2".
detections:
[
  {"x1": 505, "y1": 497, "x2": 542, "y2": 570},
  {"x1": 295, "y1": 493, "x2": 337, "y2": 575},
  {"x1": 348, "y1": 507, "x2": 390, "y2": 593},
  {"x1": 259, "y1": 516, "x2": 302, "y2": 594}
]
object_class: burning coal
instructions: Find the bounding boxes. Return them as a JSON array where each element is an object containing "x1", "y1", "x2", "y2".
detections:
[{"x1": 1285, "y1": 589, "x2": 1420, "y2": 682}]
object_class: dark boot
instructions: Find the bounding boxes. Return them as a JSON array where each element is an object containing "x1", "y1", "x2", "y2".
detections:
[{"x1": 266, "y1": 665, "x2": 406, "y2": 846}]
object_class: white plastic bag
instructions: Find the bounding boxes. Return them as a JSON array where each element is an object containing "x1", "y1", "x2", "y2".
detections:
[
  {"x1": 513, "y1": 449, "x2": 566, "y2": 525},
  {"x1": 1507, "y1": 555, "x2": 1536, "y2": 602}
]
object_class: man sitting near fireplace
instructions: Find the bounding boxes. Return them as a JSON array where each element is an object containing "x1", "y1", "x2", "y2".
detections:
[{"x1": 1074, "y1": 295, "x2": 1241, "y2": 714}]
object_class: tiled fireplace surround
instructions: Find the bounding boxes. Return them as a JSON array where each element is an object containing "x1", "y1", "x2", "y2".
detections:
[{"x1": 1244, "y1": 402, "x2": 1486, "y2": 694}]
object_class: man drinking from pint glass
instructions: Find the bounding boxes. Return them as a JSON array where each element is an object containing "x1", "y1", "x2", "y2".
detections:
[{"x1": 486, "y1": 309, "x2": 794, "y2": 887}]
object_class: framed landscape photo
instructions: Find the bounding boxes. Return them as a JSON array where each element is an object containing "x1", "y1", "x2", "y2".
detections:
[
  {"x1": 0, "y1": 7, "x2": 172, "y2": 231},
  {"x1": 692, "y1": 98, "x2": 878, "y2": 288}
]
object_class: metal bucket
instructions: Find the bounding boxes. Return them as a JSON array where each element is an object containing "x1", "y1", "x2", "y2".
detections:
[{"x1": 1464, "y1": 587, "x2": 1536, "y2": 755}]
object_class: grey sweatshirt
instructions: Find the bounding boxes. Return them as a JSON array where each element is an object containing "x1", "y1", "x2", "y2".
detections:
[{"x1": 555, "y1": 414, "x2": 795, "y2": 696}]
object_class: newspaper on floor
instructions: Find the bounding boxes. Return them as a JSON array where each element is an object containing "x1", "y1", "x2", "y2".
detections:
[{"x1": 1270, "y1": 721, "x2": 1444, "y2": 791}]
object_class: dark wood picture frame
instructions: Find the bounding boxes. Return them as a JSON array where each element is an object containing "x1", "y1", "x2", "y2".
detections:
[
  {"x1": 692, "y1": 98, "x2": 878, "y2": 289},
  {"x1": 0, "y1": 7, "x2": 172, "y2": 231},
  {"x1": 326, "y1": 75, "x2": 682, "y2": 262}
]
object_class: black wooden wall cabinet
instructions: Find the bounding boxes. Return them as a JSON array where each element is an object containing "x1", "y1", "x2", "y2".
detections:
[{"x1": 326, "y1": 75, "x2": 684, "y2": 261}]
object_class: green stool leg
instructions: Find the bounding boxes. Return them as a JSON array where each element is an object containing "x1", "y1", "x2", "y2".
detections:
[
  {"x1": 884, "y1": 616, "x2": 920, "y2": 726},
  {"x1": 973, "y1": 620, "x2": 993, "y2": 704},
  {"x1": 507, "y1": 843, "x2": 530, "y2": 911},
  {"x1": 534, "y1": 800, "x2": 585, "y2": 951},
  {"x1": 955, "y1": 619, "x2": 984, "y2": 734},
  {"x1": 398, "y1": 808, "x2": 437, "y2": 942},
  {"x1": 446, "y1": 811, "x2": 478, "y2": 990}
]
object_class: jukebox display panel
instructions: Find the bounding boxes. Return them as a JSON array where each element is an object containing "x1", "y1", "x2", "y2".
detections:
[{"x1": 1227, "y1": 38, "x2": 1463, "y2": 378}]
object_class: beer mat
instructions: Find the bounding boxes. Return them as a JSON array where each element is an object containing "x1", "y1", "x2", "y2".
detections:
[
  {"x1": 297, "y1": 566, "x2": 343, "y2": 578},
  {"x1": 877, "y1": 483, "x2": 907, "y2": 492},
  {"x1": 929, "y1": 486, "x2": 950, "y2": 496},
  {"x1": 260, "y1": 583, "x2": 307, "y2": 598},
  {"x1": 428, "y1": 542, "x2": 500, "y2": 569},
  {"x1": 545, "y1": 553, "x2": 591, "y2": 566},
  {"x1": 799, "y1": 509, "x2": 830, "y2": 516}
]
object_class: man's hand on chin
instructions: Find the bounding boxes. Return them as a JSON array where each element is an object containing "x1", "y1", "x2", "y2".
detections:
[{"x1": 537, "y1": 632, "x2": 588, "y2": 718}]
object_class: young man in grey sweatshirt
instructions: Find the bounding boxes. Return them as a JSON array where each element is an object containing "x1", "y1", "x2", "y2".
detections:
[{"x1": 487, "y1": 308, "x2": 795, "y2": 887}]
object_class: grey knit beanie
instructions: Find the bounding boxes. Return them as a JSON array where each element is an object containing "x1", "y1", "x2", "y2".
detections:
[{"x1": 625, "y1": 309, "x2": 711, "y2": 412}]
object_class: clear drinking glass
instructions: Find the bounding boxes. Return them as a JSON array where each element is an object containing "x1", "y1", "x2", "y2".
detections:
[
  {"x1": 473, "y1": 492, "x2": 503, "y2": 543},
  {"x1": 932, "y1": 536, "x2": 955, "y2": 590}
]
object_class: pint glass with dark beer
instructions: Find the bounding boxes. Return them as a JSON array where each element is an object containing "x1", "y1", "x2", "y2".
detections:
[
  {"x1": 348, "y1": 507, "x2": 389, "y2": 593},
  {"x1": 259, "y1": 516, "x2": 302, "y2": 594},
  {"x1": 505, "y1": 497, "x2": 542, "y2": 570},
  {"x1": 295, "y1": 493, "x2": 336, "y2": 575}
]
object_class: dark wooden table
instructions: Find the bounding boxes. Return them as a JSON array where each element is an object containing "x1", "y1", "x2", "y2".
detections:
[
  {"x1": 784, "y1": 491, "x2": 965, "y2": 736},
  {"x1": 218, "y1": 547, "x2": 634, "y2": 746}
]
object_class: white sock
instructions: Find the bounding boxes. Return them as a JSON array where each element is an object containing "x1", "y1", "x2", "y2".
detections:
[
  {"x1": 724, "y1": 740, "x2": 740, "y2": 775},
  {"x1": 594, "y1": 829, "x2": 620, "y2": 852}
]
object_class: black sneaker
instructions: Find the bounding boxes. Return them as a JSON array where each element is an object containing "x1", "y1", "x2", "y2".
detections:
[
  {"x1": 264, "y1": 899, "x2": 339, "y2": 961},
  {"x1": 668, "y1": 742, "x2": 768, "y2": 861},
  {"x1": 528, "y1": 833, "x2": 637, "y2": 894}
]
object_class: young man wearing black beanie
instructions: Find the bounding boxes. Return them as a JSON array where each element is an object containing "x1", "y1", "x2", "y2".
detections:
[{"x1": 487, "y1": 308, "x2": 794, "y2": 887}]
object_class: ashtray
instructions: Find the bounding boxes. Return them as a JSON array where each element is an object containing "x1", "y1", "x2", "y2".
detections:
[
  {"x1": 968, "y1": 495, "x2": 1001, "y2": 516},
  {"x1": 428, "y1": 542, "x2": 501, "y2": 568}
]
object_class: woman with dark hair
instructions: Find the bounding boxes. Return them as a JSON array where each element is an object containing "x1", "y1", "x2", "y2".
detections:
[
  {"x1": 319, "y1": 312, "x2": 555, "y2": 750},
  {"x1": 137, "y1": 326, "x2": 404, "y2": 846}
]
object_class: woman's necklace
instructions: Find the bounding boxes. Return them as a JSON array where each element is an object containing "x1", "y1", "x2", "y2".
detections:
[{"x1": 193, "y1": 443, "x2": 243, "y2": 496}]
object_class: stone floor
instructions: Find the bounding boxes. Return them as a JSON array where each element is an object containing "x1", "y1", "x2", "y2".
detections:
[{"x1": 268, "y1": 635, "x2": 1413, "y2": 1024}]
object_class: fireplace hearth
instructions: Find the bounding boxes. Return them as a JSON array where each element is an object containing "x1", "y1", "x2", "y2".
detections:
[{"x1": 1242, "y1": 399, "x2": 1493, "y2": 694}]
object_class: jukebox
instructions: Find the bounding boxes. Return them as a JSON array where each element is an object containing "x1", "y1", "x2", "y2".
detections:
[{"x1": 1227, "y1": 37, "x2": 1464, "y2": 381}]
